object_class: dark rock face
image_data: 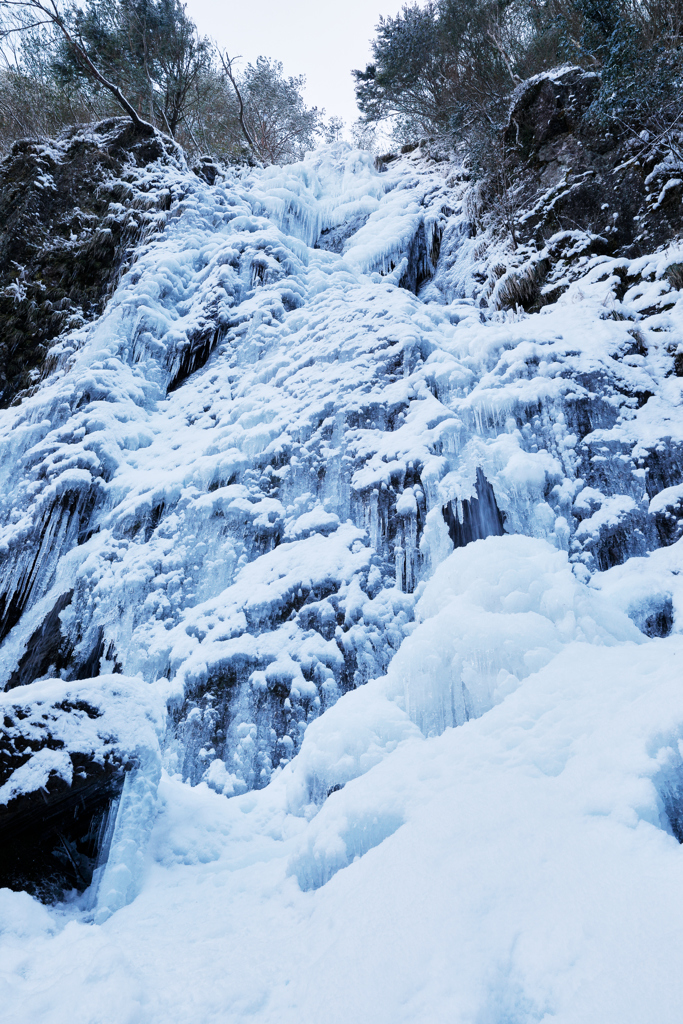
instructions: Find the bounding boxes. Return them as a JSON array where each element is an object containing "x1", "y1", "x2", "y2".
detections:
[
  {"x1": 503, "y1": 67, "x2": 683, "y2": 263},
  {"x1": 0, "y1": 697, "x2": 126, "y2": 901},
  {"x1": 315, "y1": 213, "x2": 371, "y2": 254},
  {"x1": 0, "y1": 756, "x2": 125, "y2": 903},
  {"x1": 192, "y1": 156, "x2": 221, "y2": 185},
  {"x1": 0, "y1": 675, "x2": 161, "y2": 903},
  {"x1": 442, "y1": 469, "x2": 506, "y2": 549},
  {"x1": 506, "y1": 68, "x2": 602, "y2": 155},
  {"x1": 5, "y1": 589, "x2": 114, "y2": 692},
  {"x1": 0, "y1": 118, "x2": 178, "y2": 409},
  {"x1": 638, "y1": 595, "x2": 674, "y2": 639},
  {"x1": 4, "y1": 591, "x2": 74, "y2": 691}
]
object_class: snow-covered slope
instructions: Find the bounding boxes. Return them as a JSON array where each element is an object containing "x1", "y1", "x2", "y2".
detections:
[{"x1": 2, "y1": 135, "x2": 683, "y2": 1022}]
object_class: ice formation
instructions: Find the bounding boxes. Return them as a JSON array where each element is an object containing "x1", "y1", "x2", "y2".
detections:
[{"x1": 3, "y1": 131, "x2": 683, "y2": 1021}]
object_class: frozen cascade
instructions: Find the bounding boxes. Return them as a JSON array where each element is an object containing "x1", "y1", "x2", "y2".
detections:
[
  {"x1": 93, "y1": 757, "x2": 160, "y2": 924},
  {"x1": 4, "y1": 130, "x2": 683, "y2": 932},
  {"x1": 0, "y1": 141, "x2": 459, "y2": 807}
]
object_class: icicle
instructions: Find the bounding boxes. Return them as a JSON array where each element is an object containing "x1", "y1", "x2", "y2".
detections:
[
  {"x1": 93, "y1": 753, "x2": 160, "y2": 925},
  {"x1": 394, "y1": 542, "x2": 405, "y2": 591},
  {"x1": 405, "y1": 513, "x2": 417, "y2": 593}
]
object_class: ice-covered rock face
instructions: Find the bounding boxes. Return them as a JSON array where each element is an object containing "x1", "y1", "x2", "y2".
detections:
[
  {"x1": 0, "y1": 119, "x2": 184, "y2": 409},
  {"x1": 0, "y1": 143, "x2": 455, "y2": 792},
  {"x1": 2, "y1": 134, "x2": 683, "y2": 901}
]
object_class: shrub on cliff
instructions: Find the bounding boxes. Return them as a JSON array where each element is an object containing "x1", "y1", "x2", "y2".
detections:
[
  {"x1": 0, "y1": 0, "x2": 326, "y2": 163},
  {"x1": 354, "y1": 0, "x2": 683, "y2": 150}
]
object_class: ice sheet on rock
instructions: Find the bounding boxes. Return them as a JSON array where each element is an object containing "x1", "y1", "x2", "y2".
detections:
[
  {"x1": 3, "y1": 141, "x2": 682, "y2": 724},
  {"x1": 0, "y1": 145, "x2": 466, "y2": 794},
  {"x1": 93, "y1": 755, "x2": 161, "y2": 924}
]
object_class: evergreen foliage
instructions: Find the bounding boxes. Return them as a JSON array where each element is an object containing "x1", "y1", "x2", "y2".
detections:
[
  {"x1": 354, "y1": 0, "x2": 683, "y2": 148},
  {"x1": 0, "y1": 0, "x2": 326, "y2": 162},
  {"x1": 237, "y1": 57, "x2": 322, "y2": 165},
  {"x1": 53, "y1": 0, "x2": 212, "y2": 136}
]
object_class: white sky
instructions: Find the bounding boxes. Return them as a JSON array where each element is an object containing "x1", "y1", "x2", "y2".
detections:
[{"x1": 185, "y1": 0, "x2": 406, "y2": 128}]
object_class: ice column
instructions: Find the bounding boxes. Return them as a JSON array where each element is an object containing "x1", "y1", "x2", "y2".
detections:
[{"x1": 93, "y1": 752, "x2": 161, "y2": 925}]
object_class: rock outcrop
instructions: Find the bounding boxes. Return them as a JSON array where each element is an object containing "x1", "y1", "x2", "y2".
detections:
[
  {"x1": 0, "y1": 118, "x2": 180, "y2": 408},
  {"x1": 504, "y1": 66, "x2": 683, "y2": 259},
  {"x1": 0, "y1": 675, "x2": 162, "y2": 902}
]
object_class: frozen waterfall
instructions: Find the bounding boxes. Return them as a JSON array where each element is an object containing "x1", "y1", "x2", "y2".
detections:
[{"x1": 3, "y1": 133, "x2": 683, "y2": 1024}]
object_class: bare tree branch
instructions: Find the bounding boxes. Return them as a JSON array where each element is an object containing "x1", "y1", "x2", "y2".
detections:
[
  {"x1": 0, "y1": 0, "x2": 152, "y2": 129},
  {"x1": 217, "y1": 48, "x2": 259, "y2": 161}
]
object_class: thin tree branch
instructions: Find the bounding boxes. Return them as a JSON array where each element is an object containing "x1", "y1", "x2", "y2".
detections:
[
  {"x1": 0, "y1": 18, "x2": 52, "y2": 35},
  {"x1": 0, "y1": 0, "x2": 152, "y2": 130},
  {"x1": 217, "y1": 48, "x2": 259, "y2": 160}
]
